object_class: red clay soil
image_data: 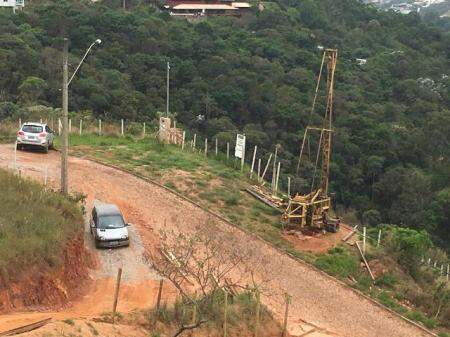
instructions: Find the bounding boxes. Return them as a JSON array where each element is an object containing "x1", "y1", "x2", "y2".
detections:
[
  {"x1": 282, "y1": 225, "x2": 353, "y2": 254},
  {"x1": 0, "y1": 234, "x2": 90, "y2": 313}
]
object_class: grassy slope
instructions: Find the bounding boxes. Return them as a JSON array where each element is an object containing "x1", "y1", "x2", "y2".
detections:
[
  {"x1": 62, "y1": 134, "x2": 449, "y2": 333},
  {"x1": 0, "y1": 168, "x2": 84, "y2": 281}
]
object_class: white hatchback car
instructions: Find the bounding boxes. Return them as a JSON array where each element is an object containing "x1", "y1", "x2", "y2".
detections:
[
  {"x1": 90, "y1": 203, "x2": 130, "y2": 248},
  {"x1": 17, "y1": 122, "x2": 54, "y2": 153}
]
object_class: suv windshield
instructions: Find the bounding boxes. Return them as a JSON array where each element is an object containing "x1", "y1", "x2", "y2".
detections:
[
  {"x1": 98, "y1": 215, "x2": 125, "y2": 229},
  {"x1": 22, "y1": 125, "x2": 43, "y2": 133}
]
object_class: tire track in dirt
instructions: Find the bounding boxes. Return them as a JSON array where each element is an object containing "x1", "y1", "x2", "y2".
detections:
[{"x1": 0, "y1": 144, "x2": 433, "y2": 337}]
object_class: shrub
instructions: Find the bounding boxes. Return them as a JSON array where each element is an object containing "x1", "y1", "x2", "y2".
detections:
[
  {"x1": 378, "y1": 291, "x2": 407, "y2": 314},
  {"x1": 0, "y1": 169, "x2": 83, "y2": 281},
  {"x1": 375, "y1": 273, "x2": 397, "y2": 289},
  {"x1": 384, "y1": 227, "x2": 432, "y2": 278},
  {"x1": 315, "y1": 248, "x2": 359, "y2": 278},
  {"x1": 356, "y1": 275, "x2": 372, "y2": 292}
]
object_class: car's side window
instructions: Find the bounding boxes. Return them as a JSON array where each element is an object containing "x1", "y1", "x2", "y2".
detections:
[
  {"x1": 45, "y1": 126, "x2": 53, "y2": 133},
  {"x1": 92, "y1": 209, "x2": 97, "y2": 226}
]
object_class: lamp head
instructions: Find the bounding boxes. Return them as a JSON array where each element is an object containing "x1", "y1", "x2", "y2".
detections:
[{"x1": 95, "y1": 39, "x2": 102, "y2": 44}]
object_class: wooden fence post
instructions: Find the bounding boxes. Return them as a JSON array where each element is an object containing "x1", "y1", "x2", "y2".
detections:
[
  {"x1": 257, "y1": 158, "x2": 261, "y2": 181},
  {"x1": 143, "y1": 122, "x2": 146, "y2": 136},
  {"x1": 223, "y1": 290, "x2": 228, "y2": 337},
  {"x1": 275, "y1": 161, "x2": 281, "y2": 194},
  {"x1": 112, "y1": 268, "x2": 123, "y2": 324},
  {"x1": 260, "y1": 153, "x2": 273, "y2": 183},
  {"x1": 19, "y1": 118, "x2": 21, "y2": 128},
  {"x1": 182, "y1": 131, "x2": 186, "y2": 150},
  {"x1": 79, "y1": 119, "x2": 83, "y2": 135},
  {"x1": 250, "y1": 145, "x2": 257, "y2": 179},
  {"x1": 363, "y1": 227, "x2": 367, "y2": 255},
  {"x1": 191, "y1": 303, "x2": 197, "y2": 325},
  {"x1": 205, "y1": 138, "x2": 208, "y2": 156},
  {"x1": 377, "y1": 229, "x2": 381, "y2": 248},
  {"x1": 121, "y1": 119, "x2": 124, "y2": 136},
  {"x1": 193, "y1": 134, "x2": 197, "y2": 150},
  {"x1": 281, "y1": 293, "x2": 291, "y2": 337},
  {"x1": 226, "y1": 142, "x2": 230, "y2": 160},
  {"x1": 69, "y1": 119, "x2": 72, "y2": 133},
  {"x1": 99, "y1": 119, "x2": 102, "y2": 136},
  {"x1": 271, "y1": 147, "x2": 278, "y2": 189},
  {"x1": 58, "y1": 118, "x2": 62, "y2": 135},
  {"x1": 156, "y1": 279, "x2": 164, "y2": 311},
  {"x1": 254, "y1": 289, "x2": 260, "y2": 337}
]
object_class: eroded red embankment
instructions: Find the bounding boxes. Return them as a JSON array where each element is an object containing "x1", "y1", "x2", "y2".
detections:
[{"x1": 0, "y1": 234, "x2": 90, "y2": 313}]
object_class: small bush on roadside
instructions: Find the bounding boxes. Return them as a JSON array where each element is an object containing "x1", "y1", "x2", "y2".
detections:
[
  {"x1": 378, "y1": 291, "x2": 407, "y2": 314},
  {"x1": 375, "y1": 273, "x2": 397, "y2": 289},
  {"x1": 356, "y1": 275, "x2": 372, "y2": 292},
  {"x1": 315, "y1": 247, "x2": 359, "y2": 278}
]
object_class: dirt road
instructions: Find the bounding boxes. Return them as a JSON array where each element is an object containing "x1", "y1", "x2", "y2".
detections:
[{"x1": 0, "y1": 144, "x2": 432, "y2": 337}]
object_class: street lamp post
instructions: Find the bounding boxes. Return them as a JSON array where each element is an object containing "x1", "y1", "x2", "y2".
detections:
[{"x1": 61, "y1": 38, "x2": 102, "y2": 195}]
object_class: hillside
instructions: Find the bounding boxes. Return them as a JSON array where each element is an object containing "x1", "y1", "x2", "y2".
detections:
[
  {"x1": 0, "y1": 0, "x2": 449, "y2": 247},
  {"x1": 0, "y1": 141, "x2": 447, "y2": 337},
  {"x1": 0, "y1": 168, "x2": 88, "y2": 312}
]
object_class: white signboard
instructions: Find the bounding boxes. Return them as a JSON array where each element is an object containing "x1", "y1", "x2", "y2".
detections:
[{"x1": 235, "y1": 134, "x2": 246, "y2": 159}]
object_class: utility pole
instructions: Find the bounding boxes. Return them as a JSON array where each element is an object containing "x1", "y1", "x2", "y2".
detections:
[
  {"x1": 61, "y1": 38, "x2": 69, "y2": 195},
  {"x1": 166, "y1": 61, "x2": 170, "y2": 117}
]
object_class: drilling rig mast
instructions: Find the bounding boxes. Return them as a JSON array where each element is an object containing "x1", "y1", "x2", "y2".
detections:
[{"x1": 282, "y1": 49, "x2": 339, "y2": 232}]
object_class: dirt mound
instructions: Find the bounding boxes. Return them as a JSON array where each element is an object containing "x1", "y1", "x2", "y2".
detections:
[{"x1": 0, "y1": 234, "x2": 91, "y2": 313}]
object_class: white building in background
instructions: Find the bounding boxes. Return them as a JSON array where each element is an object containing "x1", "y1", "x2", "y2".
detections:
[{"x1": 0, "y1": 0, "x2": 25, "y2": 12}]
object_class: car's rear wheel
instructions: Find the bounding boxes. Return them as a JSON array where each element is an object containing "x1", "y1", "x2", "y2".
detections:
[
  {"x1": 43, "y1": 145, "x2": 49, "y2": 153},
  {"x1": 16, "y1": 144, "x2": 22, "y2": 151}
]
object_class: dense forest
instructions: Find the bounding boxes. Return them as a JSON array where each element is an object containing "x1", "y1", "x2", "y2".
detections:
[{"x1": 0, "y1": 0, "x2": 449, "y2": 247}]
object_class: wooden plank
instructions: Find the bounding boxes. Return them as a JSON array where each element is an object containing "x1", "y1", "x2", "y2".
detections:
[
  {"x1": 342, "y1": 225, "x2": 358, "y2": 242},
  {"x1": 0, "y1": 318, "x2": 52, "y2": 336},
  {"x1": 245, "y1": 188, "x2": 283, "y2": 212},
  {"x1": 356, "y1": 241, "x2": 375, "y2": 281}
]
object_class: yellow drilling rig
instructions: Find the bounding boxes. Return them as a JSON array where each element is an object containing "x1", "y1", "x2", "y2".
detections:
[{"x1": 282, "y1": 49, "x2": 340, "y2": 232}]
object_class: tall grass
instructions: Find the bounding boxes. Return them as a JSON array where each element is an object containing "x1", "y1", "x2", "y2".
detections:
[{"x1": 0, "y1": 169, "x2": 83, "y2": 281}]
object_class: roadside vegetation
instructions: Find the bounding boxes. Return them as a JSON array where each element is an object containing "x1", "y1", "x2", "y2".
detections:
[
  {"x1": 0, "y1": 168, "x2": 84, "y2": 282},
  {"x1": 145, "y1": 290, "x2": 280, "y2": 337},
  {"x1": 37, "y1": 292, "x2": 281, "y2": 337},
  {"x1": 59, "y1": 133, "x2": 449, "y2": 333}
]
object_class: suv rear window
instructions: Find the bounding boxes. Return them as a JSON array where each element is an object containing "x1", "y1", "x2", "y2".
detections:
[{"x1": 22, "y1": 125, "x2": 43, "y2": 133}]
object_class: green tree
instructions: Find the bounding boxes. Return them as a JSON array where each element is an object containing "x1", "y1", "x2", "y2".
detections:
[{"x1": 18, "y1": 77, "x2": 47, "y2": 104}]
